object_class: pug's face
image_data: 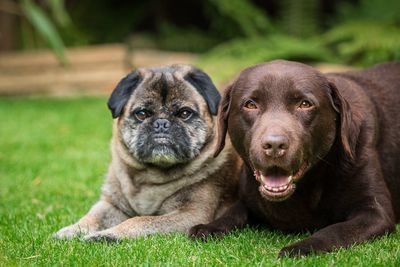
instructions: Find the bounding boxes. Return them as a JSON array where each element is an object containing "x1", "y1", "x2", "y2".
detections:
[{"x1": 108, "y1": 65, "x2": 220, "y2": 168}]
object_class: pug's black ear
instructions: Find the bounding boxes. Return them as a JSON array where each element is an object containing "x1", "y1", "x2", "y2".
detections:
[
  {"x1": 108, "y1": 71, "x2": 142, "y2": 118},
  {"x1": 184, "y1": 68, "x2": 221, "y2": 115}
]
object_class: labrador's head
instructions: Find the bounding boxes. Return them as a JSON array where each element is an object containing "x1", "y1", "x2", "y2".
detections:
[{"x1": 215, "y1": 60, "x2": 353, "y2": 201}]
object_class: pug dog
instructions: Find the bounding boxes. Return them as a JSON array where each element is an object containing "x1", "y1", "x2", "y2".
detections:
[{"x1": 53, "y1": 64, "x2": 240, "y2": 241}]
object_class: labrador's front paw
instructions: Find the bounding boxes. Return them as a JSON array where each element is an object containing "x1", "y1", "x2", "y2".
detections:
[
  {"x1": 279, "y1": 237, "x2": 327, "y2": 257},
  {"x1": 188, "y1": 223, "x2": 228, "y2": 240}
]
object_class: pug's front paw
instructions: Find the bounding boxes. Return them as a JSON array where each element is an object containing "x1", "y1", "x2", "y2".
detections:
[
  {"x1": 53, "y1": 224, "x2": 89, "y2": 240},
  {"x1": 83, "y1": 230, "x2": 120, "y2": 243}
]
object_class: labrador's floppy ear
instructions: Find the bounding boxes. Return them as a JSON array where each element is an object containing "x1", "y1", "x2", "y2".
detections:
[
  {"x1": 328, "y1": 81, "x2": 358, "y2": 160},
  {"x1": 214, "y1": 84, "x2": 234, "y2": 157},
  {"x1": 184, "y1": 67, "x2": 221, "y2": 115},
  {"x1": 107, "y1": 71, "x2": 142, "y2": 118}
]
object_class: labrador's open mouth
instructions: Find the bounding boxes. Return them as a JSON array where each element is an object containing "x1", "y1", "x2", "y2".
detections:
[{"x1": 254, "y1": 162, "x2": 308, "y2": 201}]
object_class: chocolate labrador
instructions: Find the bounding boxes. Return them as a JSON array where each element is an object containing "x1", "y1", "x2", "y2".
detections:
[{"x1": 189, "y1": 60, "x2": 400, "y2": 256}]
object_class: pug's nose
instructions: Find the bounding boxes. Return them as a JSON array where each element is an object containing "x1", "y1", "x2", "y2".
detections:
[
  {"x1": 262, "y1": 135, "x2": 289, "y2": 158},
  {"x1": 153, "y1": 118, "x2": 171, "y2": 133}
]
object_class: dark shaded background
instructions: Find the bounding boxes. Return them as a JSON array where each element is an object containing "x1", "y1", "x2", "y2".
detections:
[{"x1": 1, "y1": 0, "x2": 399, "y2": 64}]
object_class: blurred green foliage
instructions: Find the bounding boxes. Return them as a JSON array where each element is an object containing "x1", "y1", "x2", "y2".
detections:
[
  {"x1": 198, "y1": 0, "x2": 400, "y2": 78},
  {"x1": 19, "y1": 0, "x2": 68, "y2": 63},
  {"x1": 206, "y1": 0, "x2": 273, "y2": 37},
  {"x1": 197, "y1": 35, "x2": 333, "y2": 84},
  {"x1": 336, "y1": 0, "x2": 400, "y2": 23},
  {"x1": 279, "y1": 0, "x2": 320, "y2": 37},
  {"x1": 323, "y1": 0, "x2": 400, "y2": 65},
  {"x1": 17, "y1": 0, "x2": 86, "y2": 63},
  {"x1": 11, "y1": 0, "x2": 400, "y2": 68},
  {"x1": 324, "y1": 21, "x2": 400, "y2": 65}
]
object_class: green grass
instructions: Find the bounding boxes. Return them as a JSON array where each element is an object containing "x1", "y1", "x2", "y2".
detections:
[{"x1": 1, "y1": 96, "x2": 400, "y2": 266}]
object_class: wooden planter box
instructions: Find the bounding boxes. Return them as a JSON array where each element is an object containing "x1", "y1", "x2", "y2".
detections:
[{"x1": 0, "y1": 44, "x2": 196, "y2": 96}]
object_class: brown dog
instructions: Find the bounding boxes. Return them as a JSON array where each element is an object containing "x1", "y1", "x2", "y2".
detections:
[{"x1": 190, "y1": 60, "x2": 400, "y2": 256}]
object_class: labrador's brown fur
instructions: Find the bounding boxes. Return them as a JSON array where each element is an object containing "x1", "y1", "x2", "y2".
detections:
[{"x1": 190, "y1": 60, "x2": 400, "y2": 256}]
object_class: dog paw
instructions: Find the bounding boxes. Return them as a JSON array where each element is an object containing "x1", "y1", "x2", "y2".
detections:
[
  {"x1": 53, "y1": 224, "x2": 88, "y2": 240},
  {"x1": 278, "y1": 237, "x2": 325, "y2": 257},
  {"x1": 188, "y1": 224, "x2": 226, "y2": 240},
  {"x1": 83, "y1": 231, "x2": 120, "y2": 243}
]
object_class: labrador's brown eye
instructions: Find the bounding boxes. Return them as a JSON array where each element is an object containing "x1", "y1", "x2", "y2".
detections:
[
  {"x1": 299, "y1": 100, "x2": 313, "y2": 109},
  {"x1": 244, "y1": 100, "x2": 258, "y2": 110},
  {"x1": 135, "y1": 110, "x2": 151, "y2": 121}
]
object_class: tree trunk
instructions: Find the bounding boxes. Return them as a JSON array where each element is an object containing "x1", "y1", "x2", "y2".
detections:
[{"x1": 0, "y1": 0, "x2": 18, "y2": 51}]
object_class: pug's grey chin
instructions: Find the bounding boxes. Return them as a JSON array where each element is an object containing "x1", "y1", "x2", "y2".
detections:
[{"x1": 139, "y1": 146, "x2": 186, "y2": 168}]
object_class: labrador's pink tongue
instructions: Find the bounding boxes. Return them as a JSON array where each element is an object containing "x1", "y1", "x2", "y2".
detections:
[{"x1": 261, "y1": 174, "x2": 290, "y2": 187}]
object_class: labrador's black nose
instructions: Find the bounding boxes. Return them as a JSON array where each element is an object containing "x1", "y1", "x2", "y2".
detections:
[{"x1": 262, "y1": 135, "x2": 289, "y2": 158}]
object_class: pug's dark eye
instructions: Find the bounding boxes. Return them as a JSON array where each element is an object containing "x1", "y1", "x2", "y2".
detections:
[
  {"x1": 177, "y1": 109, "x2": 193, "y2": 120},
  {"x1": 244, "y1": 100, "x2": 258, "y2": 110},
  {"x1": 299, "y1": 100, "x2": 313, "y2": 109},
  {"x1": 134, "y1": 110, "x2": 151, "y2": 121}
]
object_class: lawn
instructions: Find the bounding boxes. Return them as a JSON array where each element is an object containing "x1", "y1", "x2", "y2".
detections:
[{"x1": 1, "y1": 96, "x2": 400, "y2": 266}]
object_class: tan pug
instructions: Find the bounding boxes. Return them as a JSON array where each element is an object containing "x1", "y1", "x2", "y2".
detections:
[{"x1": 53, "y1": 64, "x2": 240, "y2": 241}]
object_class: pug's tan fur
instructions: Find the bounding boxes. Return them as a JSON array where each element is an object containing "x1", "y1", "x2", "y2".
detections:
[{"x1": 53, "y1": 65, "x2": 240, "y2": 241}]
